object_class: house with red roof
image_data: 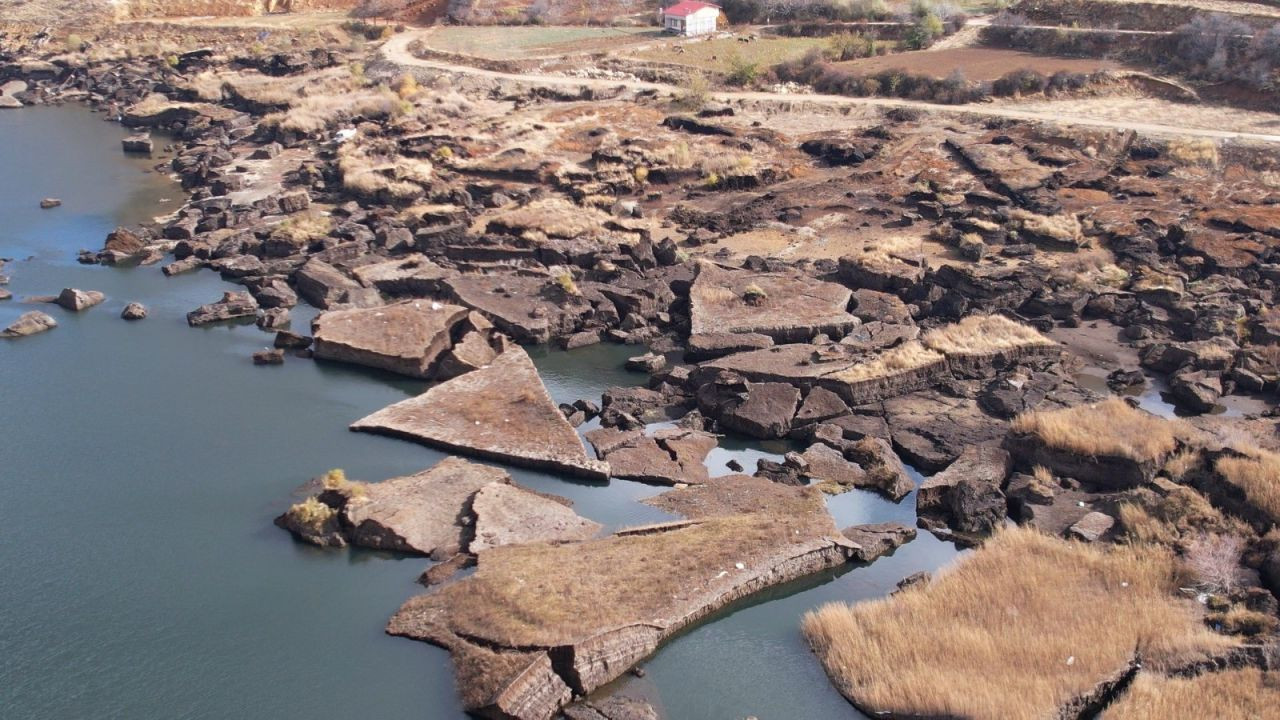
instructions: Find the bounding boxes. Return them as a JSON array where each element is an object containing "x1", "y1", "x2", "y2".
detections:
[{"x1": 661, "y1": 1, "x2": 721, "y2": 36}]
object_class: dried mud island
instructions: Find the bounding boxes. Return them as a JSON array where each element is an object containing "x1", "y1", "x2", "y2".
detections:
[{"x1": 8, "y1": 0, "x2": 1280, "y2": 717}]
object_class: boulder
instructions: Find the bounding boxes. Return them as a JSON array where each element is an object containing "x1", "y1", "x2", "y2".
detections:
[
  {"x1": 120, "y1": 302, "x2": 148, "y2": 320},
  {"x1": 274, "y1": 330, "x2": 313, "y2": 350},
  {"x1": 793, "y1": 386, "x2": 851, "y2": 426},
  {"x1": 352, "y1": 254, "x2": 452, "y2": 296},
  {"x1": 717, "y1": 382, "x2": 801, "y2": 439},
  {"x1": 794, "y1": 443, "x2": 869, "y2": 493},
  {"x1": 312, "y1": 301, "x2": 469, "y2": 379},
  {"x1": 436, "y1": 330, "x2": 501, "y2": 380},
  {"x1": 1, "y1": 311, "x2": 56, "y2": 338},
  {"x1": 39, "y1": 198, "x2": 61, "y2": 209},
  {"x1": 294, "y1": 259, "x2": 363, "y2": 310},
  {"x1": 187, "y1": 291, "x2": 258, "y2": 326},
  {"x1": 257, "y1": 307, "x2": 290, "y2": 331},
  {"x1": 352, "y1": 346, "x2": 611, "y2": 479},
  {"x1": 917, "y1": 445, "x2": 1012, "y2": 529},
  {"x1": 54, "y1": 288, "x2": 105, "y2": 312},
  {"x1": 1169, "y1": 370, "x2": 1222, "y2": 414},
  {"x1": 103, "y1": 227, "x2": 146, "y2": 256},
  {"x1": 844, "y1": 437, "x2": 915, "y2": 500}
]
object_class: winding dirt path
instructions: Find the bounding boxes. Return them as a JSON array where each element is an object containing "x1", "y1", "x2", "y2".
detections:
[{"x1": 381, "y1": 29, "x2": 1280, "y2": 144}]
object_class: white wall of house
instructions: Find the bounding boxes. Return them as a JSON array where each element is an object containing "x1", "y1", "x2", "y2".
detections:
[{"x1": 664, "y1": 7, "x2": 719, "y2": 36}]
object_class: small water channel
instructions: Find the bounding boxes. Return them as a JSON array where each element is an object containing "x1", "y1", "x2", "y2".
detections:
[{"x1": 0, "y1": 105, "x2": 960, "y2": 720}]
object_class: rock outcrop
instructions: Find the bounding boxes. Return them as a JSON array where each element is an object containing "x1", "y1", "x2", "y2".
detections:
[
  {"x1": 352, "y1": 346, "x2": 610, "y2": 479},
  {"x1": 689, "y1": 260, "x2": 859, "y2": 342},
  {"x1": 276, "y1": 458, "x2": 599, "y2": 557},
  {"x1": 388, "y1": 476, "x2": 863, "y2": 720}
]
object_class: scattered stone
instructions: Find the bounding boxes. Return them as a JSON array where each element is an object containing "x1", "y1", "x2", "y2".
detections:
[
  {"x1": 253, "y1": 349, "x2": 285, "y2": 365},
  {"x1": 257, "y1": 307, "x2": 290, "y2": 331},
  {"x1": 2, "y1": 311, "x2": 56, "y2": 338},
  {"x1": 586, "y1": 426, "x2": 717, "y2": 485},
  {"x1": 625, "y1": 352, "x2": 666, "y2": 374},
  {"x1": 352, "y1": 346, "x2": 611, "y2": 479},
  {"x1": 122, "y1": 133, "x2": 153, "y2": 153},
  {"x1": 893, "y1": 571, "x2": 931, "y2": 595},
  {"x1": 120, "y1": 302, "x2": 147, "y2": 320},
  {"x1": 1067, "y1": 511, "x2": 1115, "y2": 542}
]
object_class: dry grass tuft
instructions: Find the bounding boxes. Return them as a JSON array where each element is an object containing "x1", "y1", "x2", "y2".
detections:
[
  {"x1": 1215, "y1": 451, "x2": 1280, "y2": 526},
  {"x1": 1117, "y1": 487, "x2": 1242, "y2": 546},
  {"x1": 1105, "y1": 668, "x2": 1280, "y2": 720},
  {"x1": 922, "y1": 314, "x2": 1055, "y2": 356},
  {"x1": 1012, "y1": 398, "x2": 1183, "y2": 463},
  {"x1": 320, "y1": 468, "x2": 367, "y2": 499},
  {"x1": 1166, "y1": 137, "x2": 1220, "y2": 168},
  {"x1": 803, "y1": 527, "x2": 1235, "y2": 720},
  {"x1": 1010, "y1": 208, "x2": 1085, "y2": 247},
  {"x1": 337, "y1": 141, "x2": 432, "y2": 202},
  {"x1": 829, "y1": 341, "x2": 945, "y2": 383}
]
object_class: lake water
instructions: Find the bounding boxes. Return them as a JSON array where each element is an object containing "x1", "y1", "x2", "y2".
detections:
[{"x1": 0, "y1": 106, "x2": 959, "y2": 720}]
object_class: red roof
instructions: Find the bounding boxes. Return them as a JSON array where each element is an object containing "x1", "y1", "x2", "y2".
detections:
[{"x1": 663, "y1": 1, "x2": 720, "y2": 17}]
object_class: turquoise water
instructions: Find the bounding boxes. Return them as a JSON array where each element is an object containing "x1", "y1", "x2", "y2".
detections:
[{"x1": 0, "y1": 106, "x2": 959, "y2": 720}]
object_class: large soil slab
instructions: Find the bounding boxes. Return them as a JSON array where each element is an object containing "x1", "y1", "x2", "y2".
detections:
[
  {"x1": 312, "y1": 300, "x2": 469, "y2": 379},
  {"x1": 351, "y1": 346, "x2": 610, "y2": 479},
  {"x1": 689, "y1": 260, "x2": 859, "y2": 342},
  {"x1": 388, "y1": 475, "x2": 856, "y2": 720}
]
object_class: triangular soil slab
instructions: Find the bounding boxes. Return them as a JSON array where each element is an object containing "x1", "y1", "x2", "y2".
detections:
[{"x1": 352, "y1": 346, "x2": 610, "y2": 479}]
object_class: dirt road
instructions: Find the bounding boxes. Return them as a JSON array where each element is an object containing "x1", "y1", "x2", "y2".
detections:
[{"x1": 380, "y1": 30, "x2": 1280, "y2": 144}]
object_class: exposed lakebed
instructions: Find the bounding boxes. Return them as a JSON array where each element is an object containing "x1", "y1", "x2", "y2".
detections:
[{"x1": 0, "y1": 106, "x2": 958, "y2": 719}]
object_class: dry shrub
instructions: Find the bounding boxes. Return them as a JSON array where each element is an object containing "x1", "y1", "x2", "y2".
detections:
[
  {"x1": 272, "y1": 213, "x2": 332, "y2": 244},
  {"x1": 1012, "y1": 397, "x2": 1183, "y2": 463},
  {"x1": 287, "y1": 497, "x2": 335, "y2": 532},
  {"x1": 1183, "y1": 533, "x2": 1247, "y2": 593},
  {"x1": 1104, "y1": 668, "x2": 1280, "y2": 719},
  {"x1": 1215, "y1": 451, "x2": 1280, "y2": 526},
  {"x1": 803, "y1": 527, "x2": 1235, "y2": 720},
  {"x1": 922, "y1": 314, "x2": 1054, "y2": 355},
  {"x1": 1208, "y1": 607, "x2": 1279, "y2": 637},
  {"x1": 183, "y1": 71, "x2": 226, "y2": 102},
  {"x1": 1046, "y1": 248, "x2": 1128, "y2": 289},
  {"x1": 831, "y1": 341, "x2": 945, "y2": 383},
  {"x1": 1166, "y1": 137, "x2": 1220, "y2": 168}
]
